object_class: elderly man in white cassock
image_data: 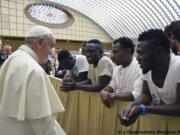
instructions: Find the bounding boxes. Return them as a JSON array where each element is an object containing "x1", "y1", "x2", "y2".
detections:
[{"x1": 0, "y1": 26, "x2": 66, "y2": 135}]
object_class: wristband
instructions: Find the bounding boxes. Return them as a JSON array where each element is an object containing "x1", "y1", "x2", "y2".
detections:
[
  {"x1": 140, "y1": 104, "x2": 148, "y2": 115},
  {"x1": 109, "y1": 93, "x2": 116, "y2": 99}
]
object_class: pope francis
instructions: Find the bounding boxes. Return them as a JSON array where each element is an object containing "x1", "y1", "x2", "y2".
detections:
[{"x1": 0, "y1": 26, "x2": 66, "y2": 135}]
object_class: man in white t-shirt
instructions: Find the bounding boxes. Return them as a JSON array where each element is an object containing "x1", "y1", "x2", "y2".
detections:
[
  {"x1": 120, "y1": 29, "x2": 180, "y2": 127},
  {"x1": 57, "y1": 50, "x2": 89, "y2": 82},
  {"x1": 100, "y1": 37, "x2": 142, "y2": 108}
]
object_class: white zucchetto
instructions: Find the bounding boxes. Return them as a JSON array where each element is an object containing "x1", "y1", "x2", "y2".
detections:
[{"x1": 26, "y1": 25, "x2": 53, "y2": 38}]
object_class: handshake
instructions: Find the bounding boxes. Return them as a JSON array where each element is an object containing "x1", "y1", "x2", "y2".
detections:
[{"x1": 60, "y1": 74, "x2": 76, "y2": 91}]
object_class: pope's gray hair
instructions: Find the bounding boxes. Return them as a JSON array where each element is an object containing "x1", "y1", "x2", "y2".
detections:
[{"x1": 25, "y1": 35, "x2": 52, "y2": 46}]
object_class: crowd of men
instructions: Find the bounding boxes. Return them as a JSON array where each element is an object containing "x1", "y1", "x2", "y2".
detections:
[{"x1": 57, "y1": 20, "x2": 180, "y2": 127}]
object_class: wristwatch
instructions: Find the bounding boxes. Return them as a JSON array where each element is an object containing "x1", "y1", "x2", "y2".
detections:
[{"x1": 109, "y1": 93, "x2": 116, "y2": 99}]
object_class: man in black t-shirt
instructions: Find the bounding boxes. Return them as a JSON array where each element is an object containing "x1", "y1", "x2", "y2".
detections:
[
  {"x1": 0, "y1": 45, "x2": 12, "y2": 67},
  {"x1": 0, "y1": 52, "x2": 6, "y2": 66}
]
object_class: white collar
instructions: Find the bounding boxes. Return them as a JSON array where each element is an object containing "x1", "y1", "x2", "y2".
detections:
[{"x1": 19, "y1": 45, "x2": 39, "y2": 62}]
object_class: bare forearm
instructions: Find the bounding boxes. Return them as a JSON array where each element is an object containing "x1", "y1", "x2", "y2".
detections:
[
  {"x1": 147, "y1": 104, "x2": 180, "y2": 116},
  {"x1": 131, "y1": 93, "x2": 151, "y2": 106},
  {"x1": 77, "y1": 79, "x2": 91, "y2": 85},
  {"x1": 76, "y1": 84, "x2": 104, "y2": 92},
  {"x1": 115, "y1": 92, "x2": 134, "y2": 101}
]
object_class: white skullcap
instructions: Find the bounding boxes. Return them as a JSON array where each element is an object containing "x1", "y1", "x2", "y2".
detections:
[{"x1": 26, "y1": 25, "x2": 53, "y2": 37}]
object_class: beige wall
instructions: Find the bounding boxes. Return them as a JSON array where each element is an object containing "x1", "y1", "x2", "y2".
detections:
[
  {"x1": 0, "y1": 0, "x2": 112, "y2": 43},
  {"x1": 1, "y1": 37, "x2": 112, "y2": 51}
]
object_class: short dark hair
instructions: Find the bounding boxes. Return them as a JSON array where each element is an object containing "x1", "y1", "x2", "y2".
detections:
[
  {"x1": 164, "y1": 25, "x2": 171, "y2": 38},
  {"x1": 58, "y1": 50, "x2": 72, "y2": 62},
  {"x1": 87, "y1": 39, "x2": 102, "y2": 46},
  {"x1": 169, "y1": 20, "x2": 180, "y2": 38},
  {"x1": 87, "y1": 39, "x2": 103, "y2": 54},
  {"x1": 138, "y1": 29, "x2": 170, "y2": 53},
  {"x1": 113, "y1": 37, "x2": 135, "y2": 54}
]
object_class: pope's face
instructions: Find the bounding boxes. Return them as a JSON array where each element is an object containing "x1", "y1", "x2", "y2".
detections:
[{"x1": 39, "y1": 36, "x2": 56, "y2": 63}]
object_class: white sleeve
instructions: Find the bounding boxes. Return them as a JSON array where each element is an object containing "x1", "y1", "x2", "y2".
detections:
[
  {"x1": 29, "y1": 116, "x2": 66, "y2": 135},
  {"x1": 131, "y1": 67, "x2": 143, "y2": 99},
  {"x1": 131, "y1": 77, "x2": 143, "y2": 99},
  {"x1": 76, "y1": 55, "x2": 89, "y2": 73},
  {"x1": 176, "y1": 59, "x2": 180, "y2": 83},
  {"x1": 108, "y1": 68, "x2": 118, "y2": 91}
]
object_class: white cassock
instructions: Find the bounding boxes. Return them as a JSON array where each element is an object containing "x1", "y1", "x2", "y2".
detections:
[{"x1": 0, "y1": 45, "x2": 66, "y2": 135}]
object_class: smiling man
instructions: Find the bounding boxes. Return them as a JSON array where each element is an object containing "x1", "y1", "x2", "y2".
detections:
[
  {"x1": 100, "y1": 37, "x2": 142, "y2": 108},
  {"x1": 61, "y1": 39, "x2": 115, "y2": 92},
  {"x1": 119, "y1": 29, "x2": 180, "y2": 127}
]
